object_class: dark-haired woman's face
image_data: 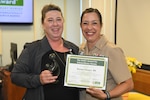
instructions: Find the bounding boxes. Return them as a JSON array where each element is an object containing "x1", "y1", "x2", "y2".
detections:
[{"x1": 81, "y1": 12, "x2": 102, "y2": 43}]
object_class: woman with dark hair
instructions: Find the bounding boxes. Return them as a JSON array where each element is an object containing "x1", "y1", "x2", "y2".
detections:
[
  {"x1": 80, "y1": 8, "x2": 134, "y2": 100},
  {"x1": 11, "y1": 4, "x2": 79, "y2": 100}
]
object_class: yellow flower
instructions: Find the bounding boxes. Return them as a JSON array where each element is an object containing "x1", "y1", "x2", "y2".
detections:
[{"x1": 126, "y1": 57, "x2": 142, "y2": 73}]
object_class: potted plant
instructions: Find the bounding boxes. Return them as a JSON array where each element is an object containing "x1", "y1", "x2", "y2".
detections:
[{"x1": 126, "y1": 57, "x2": 142, "y2": 73}]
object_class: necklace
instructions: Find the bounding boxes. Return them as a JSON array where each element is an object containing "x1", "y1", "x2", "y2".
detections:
[{"x1": 53, "y1": 50, "x2": 66, "y2": 67}]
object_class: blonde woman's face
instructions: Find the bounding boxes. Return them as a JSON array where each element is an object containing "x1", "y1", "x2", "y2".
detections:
[
  {"x1": 42, "y1": 10, "x2": 64, "y2": 41},
  {"x1": 81, "y1": 12, "x2": 102, "y2": 43}
]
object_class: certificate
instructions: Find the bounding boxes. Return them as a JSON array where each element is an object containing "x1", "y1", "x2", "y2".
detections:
[{"x1": 64, "y1": 54, "x2": 108, "y2": 90}]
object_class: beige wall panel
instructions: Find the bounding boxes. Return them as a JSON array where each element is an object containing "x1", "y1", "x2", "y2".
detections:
[{"x1": 117, "y1": 0, "x2": 150, "y2": 64}]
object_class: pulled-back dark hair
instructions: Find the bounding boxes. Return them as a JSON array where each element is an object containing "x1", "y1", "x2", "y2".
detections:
[
  {"x1": 80, "y1": 8, "x2": 102, "y2": 25},
  {"x1": 41, "y1": 4, "x2": 62, "y2": 24}
]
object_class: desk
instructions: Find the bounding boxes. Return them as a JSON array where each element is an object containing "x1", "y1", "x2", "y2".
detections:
[
  {"x1": 0, "y1": 69, "x2": 26, "y2": 100},
  {"x1": 132, "y1": 69, "x2": 150, "y2": 95}
]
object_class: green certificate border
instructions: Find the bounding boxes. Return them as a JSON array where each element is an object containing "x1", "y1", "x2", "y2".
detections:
[{"x1": 64, "y1": 54, "x2": 108, "y2": 89}]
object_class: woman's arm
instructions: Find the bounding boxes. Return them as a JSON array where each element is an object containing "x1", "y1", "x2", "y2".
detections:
[{"x1": 86, "y1": 78, "x2": 134, "y2": 99}]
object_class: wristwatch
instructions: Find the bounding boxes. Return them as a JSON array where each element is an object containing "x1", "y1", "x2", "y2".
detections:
[{"x1": 103, "y1": 90, "x2": 111, "y2": 100}]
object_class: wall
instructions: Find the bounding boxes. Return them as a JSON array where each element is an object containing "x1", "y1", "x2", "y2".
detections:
[
  {"x1": 0, "y1": 0, "x2": 80, "y2": 66},
  {"x1": 0, "y1": 0, "x2": 115, "y2": 66},
  {"x1": 64, "y1": 0, "x2": 80, "y2": 44},
  {"x1": 117, "y1": 0, "x2": 150, "y2": 64}
]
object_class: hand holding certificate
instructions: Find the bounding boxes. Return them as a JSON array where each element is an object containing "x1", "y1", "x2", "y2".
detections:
[{"x1": 64, "y1": 54, "x2": 108, "y2": 90}]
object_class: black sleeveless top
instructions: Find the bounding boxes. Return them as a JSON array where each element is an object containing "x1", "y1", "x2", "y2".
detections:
[{"x1": 41, "y1": 50, "x2": 79, "y2": 100}]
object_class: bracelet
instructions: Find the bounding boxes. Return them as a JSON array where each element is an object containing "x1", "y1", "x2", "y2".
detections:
[{"x1": 103, "y1": 90, "x2": 111, "y2": 100}]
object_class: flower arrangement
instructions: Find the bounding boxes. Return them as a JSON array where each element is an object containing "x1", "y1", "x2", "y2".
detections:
[{"x1": 126, "y1": 57, "x2": 142, "y2": 73}]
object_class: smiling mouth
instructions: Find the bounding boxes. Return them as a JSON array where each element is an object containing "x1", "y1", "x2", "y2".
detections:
[
  {"x1": 52, "y1": 28, "x2": 59, "y2": 32},
  {"x1": 53, "y1": 28, "x2": 59, "y2": 31},
  {"x1": 86, "y1": 32, "x2": 94, "y2": 35}
]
